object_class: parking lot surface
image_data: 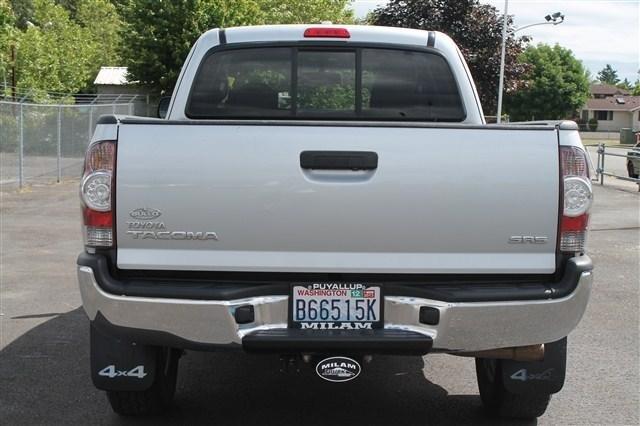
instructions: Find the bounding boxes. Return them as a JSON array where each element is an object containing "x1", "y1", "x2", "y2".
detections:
[
  {"x1": 0, "y1": 153, "x2": 83, "y2": 189},
  {"x1": 1, "y1": 181, "x2": 638, "y2": 425},
  {"x1": 585, "y1": 145, "x2": 639, "y2": 193}
]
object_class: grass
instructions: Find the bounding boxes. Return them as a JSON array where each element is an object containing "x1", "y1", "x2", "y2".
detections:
[{"x1": 582, "y1": 139, "x2": 635, "y2": 148}]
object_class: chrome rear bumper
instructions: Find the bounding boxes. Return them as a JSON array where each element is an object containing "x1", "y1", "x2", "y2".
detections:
[{"x1": 78, "y1": 266, "x2": 592, "y2": 352}]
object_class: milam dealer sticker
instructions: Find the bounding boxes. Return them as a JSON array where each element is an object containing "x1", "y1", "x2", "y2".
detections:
[
  {"x1": 291, "y1": 283, "x2": 382, "y2": 329},
  {"x1": 316, "y1": 357, "x2": 361, "y2": 382}
]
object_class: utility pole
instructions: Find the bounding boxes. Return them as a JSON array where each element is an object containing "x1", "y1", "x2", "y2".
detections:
[
  {"x1": 496, "y1": 6, "x2": 564, "y2": 124},
  {"x1": 496, "y1": 0, "x2": 509, "y2": 124},
  {"x1": 11, "y1": 44, "x2": 16, "y2": 101}
]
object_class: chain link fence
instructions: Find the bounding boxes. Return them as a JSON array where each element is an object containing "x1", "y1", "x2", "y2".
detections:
[{"x1": 0, "y1": 100, "x2": 134, "y2": 189}]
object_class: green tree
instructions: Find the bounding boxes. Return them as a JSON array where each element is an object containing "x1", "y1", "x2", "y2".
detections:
[
  {"x1": 617, "y1": 77, "x2": 632, "y2": 91},
  {"x1": 13, "y1": 0, "x2": 95, "y2": 99},
  {"x1": 369, "y1": 0, "x2": 530, "y2": 115},
  {"x1": 0, "y1": 0, "x2": 15, "y2": 94},
  {"x1": 632, "y1": 74, "x2": 640, "y2": 96},
  {"x1": 597, "y1": 64, "x2": 619, "y2": 85},
  {"x1": 9, "y1": 0, "x2": 33, "y2": 29},
  {"x1": 505, "y1": 44, "x2": 589, "y2": 121},
  {"x1": 75, "y1": 0, "x2": 122, "y2": 68},
  {"x1": 4, "y1": 0, "x2": 120, "y2": 99},
  {"x1": 121, "y1": 0, "x2": 261, "y2": 92},
  {"x1": 10, "y1": 0, "x2": 88, "y2": 25},
  {"x1": 258, "y1": 0, "x2": 353, "y2": 24}
]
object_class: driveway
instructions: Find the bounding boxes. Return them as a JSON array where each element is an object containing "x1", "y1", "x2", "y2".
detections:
[{"x1": 1, "y1": 182, "x2": 638, "y2": 425}]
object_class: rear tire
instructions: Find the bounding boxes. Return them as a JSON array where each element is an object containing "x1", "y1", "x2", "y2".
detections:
[
  {"x1": 475, "y1": 358, "x2": 551, "y2": 419},
  {"x1": 107, "y1": 348, "x2": 181, "y2": 416}
]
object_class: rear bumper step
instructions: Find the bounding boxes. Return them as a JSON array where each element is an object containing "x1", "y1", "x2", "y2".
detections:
[
  {"x1": 242, "y1": 329, "x2": 432, "y2": 355},
  {"x1": 77, "y1": 256, "x2": 592, "y2": 352}
]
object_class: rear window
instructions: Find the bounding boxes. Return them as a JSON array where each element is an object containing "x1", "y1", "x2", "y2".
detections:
[{"x1": 186, "y1": 47, "x2": 465, "y2": 121}]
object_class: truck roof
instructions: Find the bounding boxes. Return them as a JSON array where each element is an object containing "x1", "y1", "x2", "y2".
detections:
[{"x1": 198, "y1": 24, "x2": 458, "y2": 53}]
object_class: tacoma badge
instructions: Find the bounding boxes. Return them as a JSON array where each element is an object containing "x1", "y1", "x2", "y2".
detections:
[{"x1": 126, "y1": 231, "x2": 218, "y2": 240}]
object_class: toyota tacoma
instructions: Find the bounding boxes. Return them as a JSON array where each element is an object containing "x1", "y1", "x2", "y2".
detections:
[{"x1": 77, "y1": 24, "x2": 593, "y2": 419}]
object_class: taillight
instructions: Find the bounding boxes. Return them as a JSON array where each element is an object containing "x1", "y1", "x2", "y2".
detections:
[
  {"x1": 559, "y1": 146, "x2": 592, "y2": 253},
  {"x1": 81, "y1": 141, "x2": 116, "y2": 248},
  {"x1": 303, "y1": 27, "x2": 350, "y2": 38}
]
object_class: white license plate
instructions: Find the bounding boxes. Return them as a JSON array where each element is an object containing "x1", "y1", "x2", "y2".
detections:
[{"x1": 290, "y1": 283, "x2": 382, "y2": 329}]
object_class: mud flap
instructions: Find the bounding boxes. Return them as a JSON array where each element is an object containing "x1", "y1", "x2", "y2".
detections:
[
  {"x1": 501, "y1": 337, "x2": 567, "y2": 395},
  {"x1": 90, "y1": 323, "x2": 157, "y2": 391}
]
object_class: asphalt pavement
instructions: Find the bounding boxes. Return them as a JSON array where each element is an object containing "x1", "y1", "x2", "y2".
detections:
[
  {"x1": 0, "y1": 180, "x2": 638, "y2": 425},
  {"x1": 585, "y1": 145, "x2": 639, "y2": 192}
]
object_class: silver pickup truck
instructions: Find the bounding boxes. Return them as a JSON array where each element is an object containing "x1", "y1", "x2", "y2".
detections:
[{"x1": 77, "y1": 25, "x2": 593, "y2": 419}]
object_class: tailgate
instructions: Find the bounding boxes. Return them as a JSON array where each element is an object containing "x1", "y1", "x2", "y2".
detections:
[{"x1": 115, "y1": 123, "x2": 559, "y2": 274}]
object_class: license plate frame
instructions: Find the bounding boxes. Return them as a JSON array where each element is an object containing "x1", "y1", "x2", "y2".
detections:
[{"x1": 288, "y1": 283, "x2": 384, "y2": 330}]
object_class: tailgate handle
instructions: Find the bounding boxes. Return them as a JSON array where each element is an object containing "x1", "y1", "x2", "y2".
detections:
[{"x1": 300, "y1": 151, "x2": 378, "y2": 170}]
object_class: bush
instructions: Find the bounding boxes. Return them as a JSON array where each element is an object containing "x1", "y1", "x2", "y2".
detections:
[
  {"x1": 575, "y1": 118, "x2": 587, "y2": 131},
  {"x1": 588, "y1": 118, "x2": 598, "y2": 132}
]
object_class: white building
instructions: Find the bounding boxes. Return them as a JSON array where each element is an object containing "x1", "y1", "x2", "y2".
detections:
[
  {"x1": 579, "y1": 84, "x2": 639, "y2": 132},
  {"x1": 93, "y1": 67, "x2": 155, "y2": 116},
  {"x1": 93, "y1": 67, "x2": 140, "y2": 96}
]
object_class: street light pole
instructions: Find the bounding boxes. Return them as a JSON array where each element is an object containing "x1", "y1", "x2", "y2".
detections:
[
  {"x1": 496, "y1": 0, "x2": 509, "y2": 123},
  {"x1": 495, "y1": 6, "x2": 565, "y2": 123}
]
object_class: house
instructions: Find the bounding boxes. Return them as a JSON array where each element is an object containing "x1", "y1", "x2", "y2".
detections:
[
  {"x1": 589, "y1": 83, "x2": 630, "y2": 99},
  {"x1": 579, "y1": 84, "x2": 640, "y2": 132}
]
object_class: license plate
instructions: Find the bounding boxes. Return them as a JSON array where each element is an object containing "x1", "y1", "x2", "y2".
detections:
[{"x1": 289, "y1": 283, "x2": 383, "y2": 329}]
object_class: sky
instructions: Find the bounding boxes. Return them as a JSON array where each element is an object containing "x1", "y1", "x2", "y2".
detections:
[{"x1": 350, "y1": 0, "x2": 640, "y2": 83}]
